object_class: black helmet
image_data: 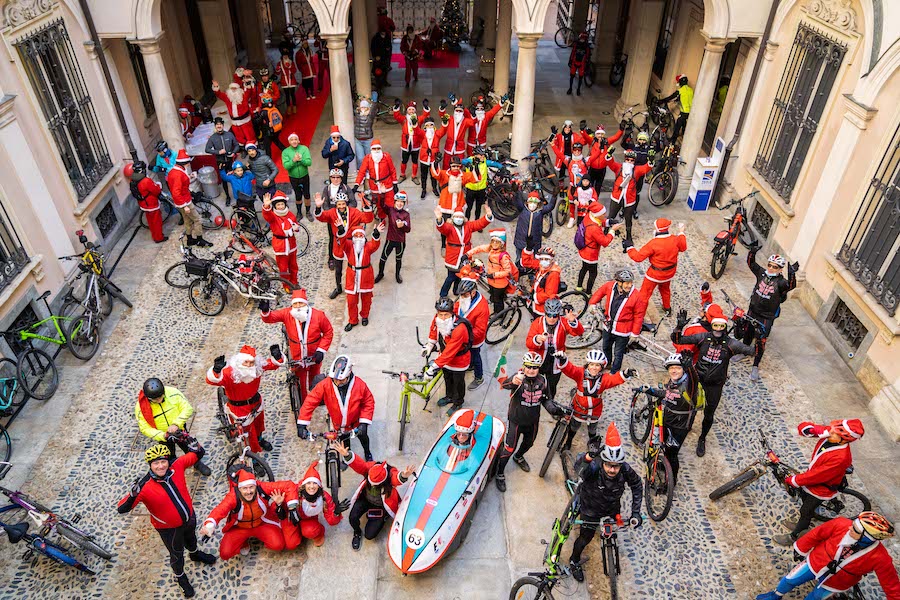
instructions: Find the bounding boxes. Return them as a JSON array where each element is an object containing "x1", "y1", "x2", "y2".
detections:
[
  {"x1": 678, "y1": 75, "x2": 689, "y2": 86},
  {"x1": 155, "y1": 140, "x2": 169, "y2": 153},
  {"x1": 544, "y1": 298, "x2": 563, "y2": 317},
  {"x1": 458, "y1": 279, "x2": 477, "y2": 294},
  {"x1": 435, "y1": 297, "x2": 455, "y2": 312},
  {"x1": 142, "y1": 377, "x2": 165, "y2": 400},
  {"x1": 614, "y1": 269, "x2": 634, "y2": 282},
  {"x1": 473, "y1": 145, "x2": 487, "y2": 156},
  {"x1": 132, "y1": 160, "x2": 147, "y2": 174}
]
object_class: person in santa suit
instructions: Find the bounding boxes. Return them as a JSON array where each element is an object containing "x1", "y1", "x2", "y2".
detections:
[
  {"x1": 419, "y1": 117, "x2": 444, "y2": 198},
  {"x1": 313, "y1": 35, "x2": 329, "y2": 94},
  {"x1": 773, "y1": 419, "x2": 865, "y2": 546},
  {"x1": 520, "y1": 247, "x2": 562, "y2": 317},
  {"x1": 353, "y1": 139, "x2": 399, "y2": 221},
  {"x1": 281, "y1": 460, "x2": 349, "y2": 549},
  {"x1": 275, "y1": 54, "x2": 298, "y2": 115},
  {"x1": 341, "y1": 224, "x2": 385, "y2": 331},
  {"x1": 576, "y1": 201, "x2": 623, "y2": 294},
  {"x1": 179, "y1": 95, "x2": 202, "y2": 130},
  {"x1": 198, "y1": 470, "x2": 290, "y2": 560},
  {"x1": 261, "y1": 191, "x2": 302, "y2": 286},
  {"x1": 432, "y1": 154, "x2": 485, "y2": 250},
  {"x1": 206, "y1": 344, "x2": 285, "y2": 453},
  {"x1": 211, "y1": 80, "x2": 256, "y2": 147},
  {"x1": 260, "y1": 289, "x2": 334, "y2": 404},
  {"x1": 125, "y1": 161, "x2": 167, "y2": 243},
  {"x1": 424, "y1": 297, "x2": 472, "y2": 415},
  {"x1": 454, "y1": 267, "x2": 489, "y2": 390},
  {"x1": 331, "y1": 441, "x2": 414, "y2": 551},
  {"x1": 671, "y1": 282, "x2": 716, "y2": 362},
  {"x1": 525, "y1": 298, "x2": 585, "y2": 401},
  {"x1": 420, "y1": 16, "x2": 442, "y2": 59},
  {"x1": 567, "y1": 32, "x2": 592, "y2": 96},
  {"x1": 256, "y1": 68, "x2": 280, "y2": 106},
  {"x1": 296, "y1": 355, "x2": 376, "y2": 462},
  {"x1": 178, "y1": 107, "x2": 195, "y2": 139},
  {"x1": 440, "y1": 104, "x2": 475, "y2": 168},
  {"x1": 589, "y1": 269, "x2": 648, "y2": 374},
  {"x1": 392, "y1": 99, "x2": 429, "y2": 183},
  {"x1": 433, "y1": 204, "x2": 493, "y2": 297},
  {"x1": 586, "y1": 124, "x2": 623, "y2": 195},
  {"x1": 400, "y1": 24, "x2": 422, "y2": 87},
  {"x1": 466, "y1": 99, "x2": 502, "y2": 154},
  {"x1": 565, "y1": 143, "x2": 589, "y2": 226},
  {"x1": 315, "y1": 190, "x2": 375, "y2": 299},
  {"x1": 167, "y1": 149, "x2": 212, "y2": 247},
  {"x1": 551, "y1": 120, "x2": 590, "y2": 182},
  {"x1": 598, "y1": 147, "x2": 653, "y2": 242},
  {"x1": 240, "y1": 72, "x2": 261, "y2": 119},
  {"x1": 624, "y1": 218, "x2": 688, "y2": 316},
  {"x1": 295, "y1": 40, "x2": 316, "y2": 100},
  {"x1": 758, "y1": 512, "x2": 899, "y2": 600}
]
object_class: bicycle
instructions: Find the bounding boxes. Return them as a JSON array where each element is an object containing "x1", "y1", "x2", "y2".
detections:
[
  {"x1": 628, "y1": 388, "x2": 675, "y2": 521},
  {"x1": 140, "y1": 191, "x2": 225, "y2": 231},
  {"x1": 230, "y1": 206, "x2": 310, "y2": 258},
  {"x1": 710, "y1": 191, "x2": 760, "y2": 279},
  {"x1": 164, "y1": 238, "x2": 210, "y2": 290},
  {"x1": 228, "y1": 192, "x2": 271, "y2": 249},
  {"x1": 709, "y1": 428, "x2": 870, "y2": 521},
  {"x1": 485, "y1": 283, "x2": 589, "y2": 345},
  {"x1": 646, "y1": 143, "x2": 683, "y2": 207},
  {"x1": 60, "y1": 230, "x2": 132, "y2": 318},
  {"x1": 566, "y1": 308, "x2": 669, "y2": 370},
  {"x1": 0, "y1": 353, "x2": 25, "y2": 416},
  {"x1": 538, "y1": 398, "x2": 576, "y2": 479},
  {"x1": 215, "y1": 388, "x2": 274, "y2": 482},
  {"x1": 719, "y1": 288, "x2": 767, "y2": 342},
  {"x1": 305, "y1": 429, "x2": 355, "y2": 503},
  {"x1": 187, "y1": 249, "x2": 297, "y2": 316}
]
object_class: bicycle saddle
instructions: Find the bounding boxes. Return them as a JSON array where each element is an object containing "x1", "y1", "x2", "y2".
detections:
[
  {"x1": 641, "y1": 322, "x2": 657, "y2": 333},
  {"x1": 3, "y1": 522, "x2": 29, "y2": 544}
]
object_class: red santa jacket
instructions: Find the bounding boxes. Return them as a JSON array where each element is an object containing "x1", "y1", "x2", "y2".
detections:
[
  {"x1": 316, "y1": 206, "x2": 375, "y2": 260},
  {"x1": 295, "y1": 48, "x2": 316, "y2": 79},
  {"x1": 345, "y1": 452, "x2": 407, "y2": 519},
  {"x1": 599, "y1": 154, "x2": 653, "y2": 207},
  {"x1": 569, "y1": 183, "x2": 598, "y2": 218},
  {"x1": 214, "y1": 90, "x2": 252, "y2": 127},
  {"x1": 567, "y1": 155, "x2": 589, "y2": 182},
  {"x1": 275, "y1": 57, "x2": 297, "y2": 87},
  {"x1": 626, "y1": 232, "x2": 688, "y2": 283},
  {"x1": 392, "y1": 108, "x2": 430, "y2": 150},
  {"x1": 262, "y1": 204, "x2": 301, "y2": 256},
  {"x1": 117, "y1": 452, "x2": 200, "y2": 529},
  {"x1": 589, "y1": 281, "x2": 649, "y2": 336},
  {"x1": 552, "y1": 131, "x2": 589, "y2": 169},
  {"x1": 166, "y1": 165, "x2": 193, "y2": 208},
  {"x1": 467, "y1": 104, "x2": 502, "y2": 147},
  {"x1": 442, "y1": 116, "x2": 475, "y2": 154},
  {"x1": 525, "y1": 315, "x2": 584, "y2": 373},
  {"x1": 455, "y1": 292, "x2": 489, "y2": 347},
  {"x1": 578, "y1": 217, "x2": 614, "y2": 263},
  {"x1": 674, "y1": 320, "x2": 710, "y2": 364},
  {"x1": 785, "y1": 423, "x2": 854, "y2": 500},
  {"x1": 356, "y1": 154, "x2": 399, "y2": 194},
  {"x1": 433, "y1": 168, "x2": 481, "y2": 215},
  {"x1": 428, "y1": 315, "x2": 472, "y2": 371},
  {"x1": 297, "y1": 374, "x2": 375, "y2": 430},
  {"x1": 206, "y1": 357, "x2": 283, "y2": 418},
  {"x1": 794, "y1": 518, "x2": 900, "y2": 597},
  {"x1": 436, "y1": 215, "x2": 492, "y2": 270},
  {"x1": 521, "y1": 250, "x2": 561, "y2": 316},
  {"x1": 340, "y1": 235, "x2": 381, "y2": 294},
  {"x1": 257, "y1": 79, "x2": 281, "y2": 104},
  {"x1": 261, "y1": 306, "x2": 333, "y2": 365},
  {"x1": 559, "y1": 359, "x2": 627, "y2": 421},
  {"x1": 292, "y1": 489, "x2": 341, "y2": 526},
  {"x1": 419, "y1": 127, "x2": 445, "y2": 164},
  {"x1": 134, "y1": 177, "x2": 162, "y2": 211},
  {"x1": 586, "y1": 130, "x2": 623, "y2": 169},
  {"x1": 204, "y1": 480, "x2": 293, "y2": 532}
]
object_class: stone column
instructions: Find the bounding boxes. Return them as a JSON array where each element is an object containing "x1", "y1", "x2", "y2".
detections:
[
  {"x1": 134, "y1": 36, "x2": 185, "y2": 151},
  {"x1": 323, "y1": 33, "x2": 356, "y2": 148},
  {"x1": 677, "y1": 37, "x2": 728, "y2": 178},
  {"x1": 571, "y1": 0, "x2": 591, "y2": 34},
  {"x1": 268, "y1": 0, "x2": 289, "y2": 40},
  {"x1": 366, "y1": 0, "x2": 379, "y2": 36},
  {"x1": 235, "y1": 0, "x2": 268, "y2": 67},
  {"x1": 614, "y1": 0, "x2": 665, "y2": 118},
  {"x1": 494, "y1": 0, "x2": 513, "y2": 95},
  {"x1": 352, "y1": 0, "x2": 372, "y2": 98},
  {"x1": 510, "y1": 33, "x2": 541, "y2": 160},
  {"x1": 593, "y1": 0, "x2": 620, "y2": 80}
]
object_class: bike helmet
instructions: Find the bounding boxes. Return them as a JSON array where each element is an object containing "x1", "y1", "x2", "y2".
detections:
[
  {"x1": 663, "y1": 353, "x2": 683, "y2": 368},
  {"x1": 573, "y1": 142, "x2": 583, "y2": 150},
  {"x1": 473, "y1": 145, "x2": 487, "y2": 156},
  {"x1": 142, "y1": 377, "x2": 165, "y2": 400},
  {"x1": 145, "y1": 444, "x2": 172, "y2": 464},
  {"x1": 334, "y1": 191, "x2": 349, "y2": 204},
  {"x1": 636, "y1": 132, "x2": 650, "y2": 144},
  {"x1": 600, "y1": 422, "x2": 625, "y2": 464},
  {"x1": 585, "y1": 349, "x2": 608, "y2": 366},
  {"x1": 155, "y1": 140, "x2": 169, "y2": 153},
  {"x1": 614, "y1": 269, "x2": 634, "y2": 283},
  {"x1": 232, "y1": 161, "x2": 246, "y2": 171},
  {"x1": 828, "y1": 419, "x2": 864, "y2": 442},
  {"x1": 394, "y1": 190, "x2": 408, "y2": 205},
  {"x1": 623, "y1": 149, "x2": 637, "y2": 161},
  {"x1": 767, "y1": 254, "x2": 786, "y2": 269},
  {"x1": 435, "y1": 296, "x2": 455, "y2": 312},
  {"x1": 327, "y1": 355, "x2": 353, "y2": 380},
  {"x1": 856, "y1": 512, "x2": 895, "y2": 540},
  {"x1": 676, "y1": 74, "x2": 688, "y2": 86},
  {"x1": 329, "y1": 168, "x2": 343, "y2": 178},
  {"x1": 535, "y1": 247, "x2": 555, "y2": 260},
  {"x1": 544, "y1": 298, "x2": 564, "y2": 318},
  {"x1": 457, "y1": 278, "x2": 477, "y2": 294},
  {"x1": 522, "y1": 351, "x2": 543, "y2": 368}
]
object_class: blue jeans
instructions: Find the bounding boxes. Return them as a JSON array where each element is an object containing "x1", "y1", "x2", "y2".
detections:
[
  {"x1": 772, "y1": 561, "x2": 834, "y2": 599},
  {"x1": 601, "y1": 331, "x2": 629, "y2": 373},
  {"x1": 470, "y1": 347, "x2": 483, "y2": 380},
  {"x1": 355, "y1": 139, "x2": 373, "y2": 166},
  {"x1": 439, "y1": 269, "x2": 460, "y2": 298}
]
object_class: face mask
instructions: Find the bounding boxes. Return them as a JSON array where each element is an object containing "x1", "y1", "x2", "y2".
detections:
[
  {"x1": 353, "y1": 237, "x2": 365, "y2": 251},
  {"x1": 712, "y1": 328, "x2": 724, "y2": 338},
  {"x1": 622, "y1": 162, "x2": 634, "y2": 178},
  {"x1": 476, "y1": 110, "x2": 485, "y2": 120},
  {"x1": 765, "y1": 270, "x2": 779, "y2": 277},
  {"x1": 371, "y1": 150, "x2": 383, "y2": 161},
  {"x1": 458, "y1": 296, "x2": 472, "y2": 312},
  {"x1": 539, "y1": 259, "x2": 551, "y2": 269},
  {"x1": 572, "y1": 152, "x2": 582, "y2": 160},
  {"x1": 274, "y1": 206, "x2": 289, "y2": 217},
  {"x1": 528, "y1": 202, "x2": 539, "y2": 211},
  {"x1": 449, "y1": 167, "x2": 461, "y2": 176},
  {"x1": 291, "y1": 306, "x2": 309, "y2": 321},
  {"x1": 452, "y1": 217, "x2": 465, "y2": 226}
]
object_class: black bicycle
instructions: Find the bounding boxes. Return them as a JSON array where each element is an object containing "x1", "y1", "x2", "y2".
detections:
[
  {"x1": 306, "y1": 429, "x2": 356, "y2": 503},
  {"x1": 538, "y1": 398, "x2": 575, "y2": 479},
  {"x1": 485, "y1": 283, "x2": 588, "y2": 345},
  {"x1": 141, "y1": 190, "x2": 225, "y2": 231}
]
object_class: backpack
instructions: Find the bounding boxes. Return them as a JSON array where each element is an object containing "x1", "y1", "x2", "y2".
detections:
[
  {"x1": 264, "y1": 106, "x2": 283, "y2": 133},
  {"x1": 573, "y1": 220, "x2": 587, "y2": 250},
  {"x1": 500, "y1": 251, "x2": 520, "y2": 282}
]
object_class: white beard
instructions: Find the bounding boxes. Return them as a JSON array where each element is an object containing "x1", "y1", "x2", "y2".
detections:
[
  {"x1": 371, "y1": 151, "x2": 383, "y2": 163},
  {"x1": 436, "y1": 317, "x2": 453, "y2": 337},
  {"x1": 291, "y1": 307, "x2": 309, "y2": 322},
  {"x1": 621, "y1": 162, "x2": 634, "y2": 179},
  {"x1": 274, "y1": 207, "x2": 290, "y2": 217},
  {"x1": 458, "y1": 296, "x2": 472, "y2": 312},
  {"x1": 454, "y1": 114, "x2": 463, "y2": 125},
  {"x1": 302, "y1": 496, "x2": 324, "y2": 516},
  {"x1": 476, "y1": 111, "x2": 485, "y2": 121},
  {"x1": 229, "y1": 355, "x2": 262, "y2": 384},
  {"x1": 226, "y1": 86, "x2": 244, "y2": 105},
  {"x1": 448, "y1": 175, "x2": 462, "y2": 194},
  {"x1": 353, "y1": 238, "x2": 366, "y2": 253},
  {"x1": 425, "y1": 129, "x2": 435, "y2": 141}
]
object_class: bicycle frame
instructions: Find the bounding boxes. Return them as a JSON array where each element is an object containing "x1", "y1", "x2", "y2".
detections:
[
  {"x1": 211, "y1": 262, "x2": 282, "y2": 302},
  {"x1": 17, "y1": 315, "x2": 70, "y2": 347}
]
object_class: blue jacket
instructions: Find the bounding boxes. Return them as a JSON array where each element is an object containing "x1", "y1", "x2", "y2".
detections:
[
  {"x1": 152, "y1": 152, "x2": 177, "y2": 174},
  {"x1": 220, "y1": 169, "x2": 256, "y2": 198},
  {"x1": 513, "y1": 191, "x2": 553, "y2": 250},
  {"x1": 321, "y1": 136, "x2": 355, "y2": 169}
]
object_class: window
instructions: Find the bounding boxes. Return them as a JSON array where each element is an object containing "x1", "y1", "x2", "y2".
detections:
[
  {"x1": 827, "y1": 299, "x2": 867, "y2": 351},
  {"x1": 754, "y1": 23, "x2": 846, "y2": 200},
  {"x1": 127, "y1": 42, "x2": 155, "y2": 118},
  {"x1": 653, "y1": 0, "x2": 679, "y2": 78},
  {"x1": 14, "y1": 19, "x2": 112, "y2": 201},
  {"x1": 838, "y1": 122, "x2": 900, "y2": 316},
  {"x1": 750, "y1": 200, "x2": 774, "y2": 240},
  {"x1": 0, "y1": 202, "x2": 29, "y2": 295}
]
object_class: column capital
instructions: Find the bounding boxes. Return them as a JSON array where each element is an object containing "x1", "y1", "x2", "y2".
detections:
[
  {"x1": 841, "y1": 94, "x2": 877, "y2": 130},
  {"x1": 700, "y1": 33, "x2": 733, "y2": 53},
  {"x1": 321, "y1": 32, "x2": 349, "y2": 50},
  {"x1": 515, "y1": 32, "x2": 542, "y2": 48},
  {"x1": 82, "y1": 39, "x2": 110, "y2": 59},
  {"x1": 130, "y1": 33, "x2": 166, "y2": 55},
  {"x1": 764, "y1": 40, "x2": 780, "y2": 61}
]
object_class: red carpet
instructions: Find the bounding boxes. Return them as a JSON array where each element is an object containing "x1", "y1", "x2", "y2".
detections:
[
  {"x1": 391, "y1": 52, "x2": 460, "y2": 69},
  {"x1": 271, "y1": 69, "x2": 330, "y2": 183}
]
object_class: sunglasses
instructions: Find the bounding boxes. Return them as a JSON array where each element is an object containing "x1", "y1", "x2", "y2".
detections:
[
  {"x1": 768, "y1": 263, "x2": 783, "y2": 270},
  {"x1": 330, "y1": 175, "x2": 342, "y2": 178}
]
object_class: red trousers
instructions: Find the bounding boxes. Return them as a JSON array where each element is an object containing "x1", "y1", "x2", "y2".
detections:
[
  {"x1": 639, "y1": 279, "x2": 673, "y2": 310},
  {"x1": 292, "y1": 363, "x2": 322, "y2": 404},
  {"x1": 275, "y1": 252, "x2": 299, "y2": 286},
  {"x1": 405, "y1": 60, "x2": 419, "y2": 84},
  {"x1": 144, "y1": 209, "x2": 165, "y2": 242},
  {"x1": 370, "y1": 191, "x2": 395, "y2": 220},
  {"x1": 347, "y1": 292, "x2": 372, "y2": 325},
  {"x1": 231, "y1": 122, "x2": 257, "y2": 146},
  {"x1": 219, "y1": 523, "x2": 284, "y2": 560},
  {"x1": 282, "y1": 517, "x2": 326, "y2": 550}
]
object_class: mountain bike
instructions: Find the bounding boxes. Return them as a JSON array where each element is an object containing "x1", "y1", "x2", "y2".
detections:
[
  {"x1": 164, "y1": 238, "x2": 209, "y2": 289},
  {"x1": 485, "y1": 163, "x2": 522, "y2": 222},
  {"x1": 710, "y1": 191, "x2": 760, "y2": 279},
  {"x1": 628, "y1": 388, "x2": 675, "y2": 521},
  {"x1": 484, "y1": 284, "x2": 588, "y2": 345},
  {"x1": 566, "y1": 308, "x2": 669, "y2": 371},
  {"x1": 646, "y1": 144, "x2": 683, "y2": 207},
  {"x1": 0, "y1": 509, "x2": 97, "y2": 574},
  {"x1": 0, "y1": 354, "x2": 25, "y2": 416},
  {"x1": 0, "y1": 425, "x2": 9, "y2": 462},
  {"x1": 709, "y1": 428, "x2": 870, "y2": 521},
  {"x1": 60, "y1": 231, "x2": 132, "y2": 318},
  {"x1": 306, "y1": 429, "x2": 356, "y2": 503},
  {"x1": 228, "y1": 192, "x2": 271, "y2": 249},
  {"x1": 720, "y1": 289, "x2": 767, "y2": 342},
  {"x1": 538, "y1": 398, "x2": 575, "y2": 479},
  {"x1": 188, "y1": 249, "x2": 297, "y2": 316},
  {"x1": 215, "y1": 388, "x2": 274, "y2": 482},
  {"x1": 141, "y1": 191, "x2": 225, "y2": 231},
  {"x1": 609, "y1": 53, "x2": 627, "y2": 88}
]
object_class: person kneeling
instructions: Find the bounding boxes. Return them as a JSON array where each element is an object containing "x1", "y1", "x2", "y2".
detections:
[{"x1": 282, "y1": 460, "x2": 350, "y2": 549}]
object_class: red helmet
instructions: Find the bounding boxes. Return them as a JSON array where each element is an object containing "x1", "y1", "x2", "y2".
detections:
[{"x1": 123, "y1": 163, "x2": 134, "y2": 178}]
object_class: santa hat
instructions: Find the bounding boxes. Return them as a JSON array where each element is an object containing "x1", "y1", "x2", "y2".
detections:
[
  {"x1": 407, "y1": 101, "x2": 417, "y2": 110},
  {"x1": 245, "y1": 142, "x2": 258, "y2": 151},
  {"x1": 228, "y1": 82, "x2": 241, "y2": 89},
  {"x1": 595, "y1": 125, "x2": 606, "y2": 137},
  {"x1": 236, "y1": 469, "x2": 257, "y2": 489},
  {"x1": 351, "y1": 227, "x2": 366, "y2": 237},
  {"x1": 272, "y1": 190, "x2": 289, "y2": 204},
  {"x1": 371, "y1": 139, "x2": 382, "y2": 149},
  {"x1": 588, "y1": 201, "x2": 606, "y2": 216},
  {"x1": 330, "y1": 125, "x2": 341, "y2": 136},
  {"x1": 452, "y1": 210, "x2": 465, "y2": 219},
  {"x1": 528, "y1": 191, "x2": 541, "y2": 200},
  {"x1": 655, "y1": 218, "x2": 671, "y2": 233},
  {"x1": 489, "y1": 229, "x2": 507, "y2": 243},
  {"x1": 236, "y1": 344, "x2": 257, "y2": 359},
  {"x1": 830, "y1": 418, "x2": 865, "y2": 440},
  {"x1": 291, "y1": 289, "x2": 308, "y2": 304},
  {"x1": 178, "y1": 107, "x2": 189, "y2": 116},
  {"x1": 605, "y1": 422, "x2": 623, "y2": 453},
  {"x1": 367, "y1": 462, "x2": 388, "y2": 485},
  {"x1": 301, "y1": 460, "x2": 323, "y2": 487},
  {"x1": 175, "y1": 149, "x2": 191, "y2": 163},
  {"x1": 458, "y1": 265, "x2": 479, "y2": 282},
  {"x1": 454, "y1": 409, "x2": 476, "y2": 434},
  {"x1": 288, "y1": 133, "x2": 300, "y2": 142},
  {"x1": 706, "y1": 304, "x2": 728, "y2": 326}
]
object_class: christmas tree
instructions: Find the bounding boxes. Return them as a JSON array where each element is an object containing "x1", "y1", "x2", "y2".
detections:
[{"x1": 441, "y1": 0, "x2": 466, "y2": 52}]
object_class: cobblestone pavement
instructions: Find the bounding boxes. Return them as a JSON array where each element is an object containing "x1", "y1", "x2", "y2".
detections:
[{"x1": 0, "y1": 41, "x2": 897, "y2": 600}]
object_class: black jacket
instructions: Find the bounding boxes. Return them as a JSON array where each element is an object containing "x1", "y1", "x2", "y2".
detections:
[
  {"x1": 205, "y1": 130, "x2": 240, "y2": 158},
  {"x1": 501, "y1": 374, "x2": 554, "y2": 425},
  {"x1": 674, "y1": 332, "x2": 754, "y2": 385},
  {"x1": 647, "y1": 353, "x2": 700, "y2": 430},
  {"x1": 575, "y1": 455, "x2": 642, "y2": 519},
  {"x1": 747, "y1": 249, "x2": 797, "y2": 320}
]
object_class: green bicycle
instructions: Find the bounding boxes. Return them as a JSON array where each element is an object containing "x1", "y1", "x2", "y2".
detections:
[{"x1": 628, "y1": 387, "x2": 676, "y2": 521}]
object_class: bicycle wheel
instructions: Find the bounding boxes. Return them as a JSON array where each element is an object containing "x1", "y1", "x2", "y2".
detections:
[
  {"x1": 584, "y1": 63, "x2": 595, "y2": 88},
  {"x1": 164, "y1": 261, "x2": 193, "y2": 289},
  {"x1": 664, "y1": 170, "x2": 679, "y2": 205},
  {"x1": 261, "y1": 276, "x2": 298, "y2": 309},
  {"x1": 142, "y1": 200, "x2": 175, "y2": 229},
  {"x1": 609, "y1": 61, "x2": 626, "y2": 87},
  {"x1": 488, "y1": 196, "x2": 519, "y2": 223},
  {"x1": 398, "y1": 392, "x2": 410, "y2": 452},
  {"x1": 534, "y1": 164, "x2": 557, "y2": 194},
  {"x1": 188, "y1": 277, "x2": 226, "y2": 316},
  {"x1": 648, "y1": 172, "x2": 675, "y2": 207},
  {"x1": 56, "y1": 522, "x2": 113, "y2": 560},
  {"x1": 815, "y1": 488, "x2": 871, "y2": 522},
  {"x1": 327, "y1": 456, "x2": 341, "y2": 501},
  {"x1": 288, "y1": 375, "x2": 302, "y2": 418},
  {"x1": 559, "y1": 290, "x2": 588, "y2": 319},
  {"x1": 710, "y1": 241, "x2": 730, "y2": 280},
  {"x1": 485, "y1": 307, "x2": 522, "y2": 345},
  {"x1": 0, "y1": 358, "x2": 27, "y2": 410},
  {"x1": 294, "y1": 222, "x2": 311, "y2": 257},
  {"x1": 628, "y1": 392, "x2": 652, "y2": 446},
  {"x1": 605, "y1": 541, "x2": 619, "y2": 600},
  {"x1": 542, "y1": 205, "x2": 555, "y2": 236},
  {"x1": 738, "y1": 222, "x2": 757, "y2": 249},
  {"x1": 65, "y1": 315, "x2": 101, "y2": 361},
  {"x1": 555, "y1": 196, "x2": 569, "y2": 226},
  {"x1": 539, "y1": 419, "x2": 566, "y2": 478},
  {"x1": 554, "y1": 27, "x2": 574, "y2": 48},
  {"x1": 645, "y1": 452, "x2": 675, "y2": 521},
  {"x1": 226, "y1": 450, "x2": 274, "y2": 482},
  {"x1": 708, "y1": 467, "x2": 765, "y2": 501},
  {"x1": 0, "y1": 424, "x2": 10, "y2": 462},
  {"x1": 195, "y1": 200, "x2": 225, "y2": 230},
  {"x1": 17, "y1": 348, "x2": 58, "y2": 401},
  {"x1": 567, "y1": 310, "x2": 604, "y2": 350},
  {"x1": 509, "y1": 576, "x2": 551, "y2": 600},
  {"x1": 377, "y1": 102, "x2": 396, "y2": 125},
  {"x1": 37, "y1": 539, "x2": 97, "y2": 575}
]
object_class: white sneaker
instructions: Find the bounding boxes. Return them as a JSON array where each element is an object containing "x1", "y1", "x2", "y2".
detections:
[
  {"x1": 750, "y1": 366, "x2": 761, "y2": 382},
  {"x1": 567, "y1": 218, "x2": 575, "y2": 229},
  {"x1": 240, "y1": 543, "x2": 250, "y2": 556}
]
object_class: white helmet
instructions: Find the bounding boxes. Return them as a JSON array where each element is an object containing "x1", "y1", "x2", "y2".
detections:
[
  {"x1": 328, "y1": 355, "x2": 353, "y2": 379},
  {"x1": 522, "y1": 352, "x2": 543, "y2": 368},
  {"x1": 767, "y1": 254, "x2": 786, "y2": 268},
  {"x1": 585, "y1": 349, "x2": 607, "y2": 366},
  {"x1": 663, "y1": 353, "x2": 682, "y2": 368},
  {"x1": 600, "y1": 444, "x2": 626, "y2": 464}
]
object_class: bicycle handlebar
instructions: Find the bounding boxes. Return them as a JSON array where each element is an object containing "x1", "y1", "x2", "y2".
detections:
[{"x1": 307, "y1": 429, "x2": 357, "y2": 442}]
